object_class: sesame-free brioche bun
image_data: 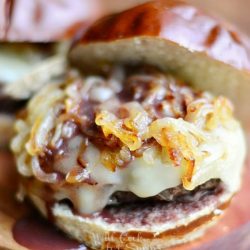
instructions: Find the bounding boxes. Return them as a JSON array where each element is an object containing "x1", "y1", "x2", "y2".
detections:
[{"x1": 69, "y1": 0, "x2": 250, "y2": 124}]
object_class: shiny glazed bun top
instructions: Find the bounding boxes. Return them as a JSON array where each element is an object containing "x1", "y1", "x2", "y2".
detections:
[
  {"x1": 70, "y1": 0, "x2": 250, "y2": 123},
  {"x1": 81, "y1": 0, "x2": 250, "y2": 69}
]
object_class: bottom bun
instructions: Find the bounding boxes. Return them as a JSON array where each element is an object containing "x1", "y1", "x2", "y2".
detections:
[{"x1": 28, "y1": 185, "x2": 233, "y2": 250}]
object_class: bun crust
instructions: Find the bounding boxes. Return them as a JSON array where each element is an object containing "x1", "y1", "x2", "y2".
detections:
[
  {"x1": 69, "y1": 0, "x2": 250, "y2": 124},
  {"x1": 79, "y1": 0, "x2": 250, "y2": 70},
  {"x1": 28, "y1": 189, "x2": 232, "y2": 250}
]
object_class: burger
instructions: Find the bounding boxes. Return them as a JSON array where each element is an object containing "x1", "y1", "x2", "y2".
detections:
[
  {"x1": 0, "y1": 43, "x2": 67, "y2": 147},
  {"x1": 10, "y1": 0, "x2": 249, "y2": 249}
]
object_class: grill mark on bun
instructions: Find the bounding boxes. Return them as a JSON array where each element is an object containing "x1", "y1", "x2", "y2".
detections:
[
  {"x1": 205, "y1": 25, "x2": 221, "y2": 47},
  {"x1": 229, "y1": 30, "x2": 242, "y2": 44},
  {"x1": 129, "y1": 11, "x2": 147, "y2": 35}
]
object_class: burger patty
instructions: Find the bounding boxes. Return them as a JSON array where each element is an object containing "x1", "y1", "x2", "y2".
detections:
[
  {"x1": 108, "y1": 179, "x2": 222, "y2": 206},
  {"x1": 80, "y1": 179, "x2": 226, "y2": 228}
]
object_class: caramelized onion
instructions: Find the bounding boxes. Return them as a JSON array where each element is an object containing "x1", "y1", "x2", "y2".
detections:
[
  {"x1": 149, "y1": 118, "x2": 206, "y2": 189},
  {"x1": 66, "y1": 166, "x2": 97, "y2": 185},
  {"x1": 95, "y1": 110, "x2": 142, "y2": 151},
  {"x1": 205, "y1": 96, "x2": 234, "y2": 130},
  {"x1": 32, "y1": 156, "x2": 60, "y2": 184},
  {"x1": 185, "y1": 96, "x2": 234, "y2": 130},
  {"x1": 16, "y1": 152, "x2": 33, "y2": 177},
  {"x1": 100, "y1": 146, "x2": 132, "y2": 171},
  {"x1": 100, "y1": 150, "x2": 117, "y2": 172}
]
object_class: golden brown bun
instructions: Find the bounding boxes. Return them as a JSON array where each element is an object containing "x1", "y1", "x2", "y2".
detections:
[
  {"x1": 69, "y1": 0, "x2": 250, "y2": 124},
  {"x1": 28, "y1": 189, "x2": 232, "y2": 250}
]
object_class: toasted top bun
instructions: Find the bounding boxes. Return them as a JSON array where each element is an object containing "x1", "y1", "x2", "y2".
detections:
[{"x1": 69, "y1": 0, "x2": 250, "y2": 124}]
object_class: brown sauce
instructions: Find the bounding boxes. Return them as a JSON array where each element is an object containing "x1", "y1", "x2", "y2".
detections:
[{"x1": 12, "y1": 212, "x2": 87, "y2": 250}]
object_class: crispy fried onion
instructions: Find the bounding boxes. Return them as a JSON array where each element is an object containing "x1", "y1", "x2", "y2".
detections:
[
  {"x1": 95, "y1": 102, "x2": 151, "y2": 151},
  {"x1": 32, "y1": 156, "x2": 61, "y2": 183},
  {"x1": 25, "y1": 84, "x2": 65, "y2": 156},
  {"x1": 66, "y1": 166, "x2": 97, "y2": 185},
  {"x1": 100, "y1": 146, "x2": 132, "y2": 172},
  {"x1": 148, "y1": 118, "x2": 206, "y2": 188},
  {"x1": 185, "y1": 96, "x2": 234, "y2": 130},
  {"x1": 205, "y1": 97, "x2": 234, "y2": 130},
  {"x1": 25, "y1": 109, "x2": 57, "y2": 156},
  {"x1": 95, "y1": 96, "x2": 235, "y2": 184}
]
